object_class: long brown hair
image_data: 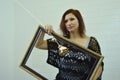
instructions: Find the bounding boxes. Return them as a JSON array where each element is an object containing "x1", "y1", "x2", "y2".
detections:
[{"x1": 60, "y1": 9, "x2": 86, "y2": 38}]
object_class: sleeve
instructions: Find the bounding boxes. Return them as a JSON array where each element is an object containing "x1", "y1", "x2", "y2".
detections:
[
  {"x1": 46, "y1": 38, "x2": 60, "y2": 68},
  {"x1": 88, "y1": 37, "x2": 104, "y2": 70},
  {"x1": 88, "y1": 37, "x2": 101, "y2": 54}
]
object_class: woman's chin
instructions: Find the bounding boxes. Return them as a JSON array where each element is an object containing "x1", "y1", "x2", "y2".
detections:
[{"x1": 68, "y1": 29, "x2": 74, "y2": 33}]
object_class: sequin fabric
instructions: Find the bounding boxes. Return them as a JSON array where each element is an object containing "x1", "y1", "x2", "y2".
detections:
[{"x1": 47, "y1": 37, "x2": 102, "y2": 80}]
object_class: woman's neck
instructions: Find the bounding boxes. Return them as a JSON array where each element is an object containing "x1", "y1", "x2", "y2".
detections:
[{"x1": 70, "y1": 31, "x2": 85, "y2": 39}]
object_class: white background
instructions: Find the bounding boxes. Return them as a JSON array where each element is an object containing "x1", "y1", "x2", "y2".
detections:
[{"x1": 1, "y1": 0, "x2": 120, "y2": 80}]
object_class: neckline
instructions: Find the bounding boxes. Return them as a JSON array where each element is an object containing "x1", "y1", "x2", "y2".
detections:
[{"x1": 85, "y1": 37, "x2": 91, "y2": 48}]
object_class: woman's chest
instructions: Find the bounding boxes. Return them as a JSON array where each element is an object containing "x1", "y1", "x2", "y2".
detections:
[{"x1": 71, "y1": 37, "x2": 90, "y2": 48}]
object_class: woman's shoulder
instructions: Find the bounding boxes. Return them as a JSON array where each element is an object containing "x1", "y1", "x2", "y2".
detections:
[
  {"x1": 89, "y1": 36, "x2": 100, "y2": 47},
  {"x1": 89, "y1": 36, "x2": 98, "y2": 42},
  {"x1": 90, "y1": 36, "x2": 96, "y2": 39},
  {"x1": 85, "y1": 36, "x2": 97, "y2": 43},
  {"x1": 88, "y1": 36, "x2": 101, "y2": 53}
]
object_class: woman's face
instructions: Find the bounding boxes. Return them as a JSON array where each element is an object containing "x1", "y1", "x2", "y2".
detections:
[{"x1": 64, "y1": 13, "x2": 79, "y2": 33}]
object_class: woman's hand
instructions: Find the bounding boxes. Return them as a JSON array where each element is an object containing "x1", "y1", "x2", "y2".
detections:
[
  {"x1": 35, "y1": 24, "x2": 53, "y2": 49},
  {"x1": 44, "y1": 24, "x2": 53, "y2": 35}
]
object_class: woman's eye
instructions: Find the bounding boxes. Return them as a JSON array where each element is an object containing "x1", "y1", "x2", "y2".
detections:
[
  {"x1": 70, "y1": 18, "x2": 75, "y2": 21},
  {"x1": 64, "y1": 18, "x2": 75, "y2": 23},
  {"x1": 64, "y1": 20, "x2": 68, "y2": 23}
]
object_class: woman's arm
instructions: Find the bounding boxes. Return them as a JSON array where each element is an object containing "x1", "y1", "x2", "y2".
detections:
[
  {"x1": 92, "y1": 64, "x2": 103, "y2": 80},
  {"x1": 35, "y1": 25, "x2": 53, "y2": 50},
  {"x1": 35, "y1": 31, "x2": 48, "y2": 49},
  {"x1": 88, "y1": 37, "x2": 104, "y2": 80}
]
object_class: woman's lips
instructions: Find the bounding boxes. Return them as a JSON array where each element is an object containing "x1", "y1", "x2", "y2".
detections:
[{"x1": 66, "y1": 26, "x2": 73, "y2": 31}]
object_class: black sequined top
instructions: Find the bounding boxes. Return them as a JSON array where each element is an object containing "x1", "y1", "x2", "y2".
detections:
[{"x1": 47, "y1": 37, "x2": 103, "y2": 80}]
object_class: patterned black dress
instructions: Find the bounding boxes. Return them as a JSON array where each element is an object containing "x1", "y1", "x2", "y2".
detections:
[{"x1": 47, "y1": 37, "x2": 103, "y2": 80}]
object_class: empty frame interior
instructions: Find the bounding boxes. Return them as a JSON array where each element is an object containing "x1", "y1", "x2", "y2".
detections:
[{"x1": 19, "y1": 26, "x2": 104, "y2": 80}]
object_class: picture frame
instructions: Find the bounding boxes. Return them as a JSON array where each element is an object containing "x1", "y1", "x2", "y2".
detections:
[{"x1": 19, "y1": 25, "x2": 104, "y2": 80}]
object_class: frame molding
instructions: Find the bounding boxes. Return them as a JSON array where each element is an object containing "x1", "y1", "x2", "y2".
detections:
[{"x1": 19, "y1": 25, "x2": 104, "y2": 80}]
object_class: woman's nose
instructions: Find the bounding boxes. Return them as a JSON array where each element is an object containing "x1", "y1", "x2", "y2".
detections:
[{"x1": 66, "y1": 20, "x2": 72, "y2": 26}]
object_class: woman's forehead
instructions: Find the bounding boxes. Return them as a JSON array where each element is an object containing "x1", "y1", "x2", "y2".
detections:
[{"x1": 65, "y1": 13, "x2": 76, "y2": 19}]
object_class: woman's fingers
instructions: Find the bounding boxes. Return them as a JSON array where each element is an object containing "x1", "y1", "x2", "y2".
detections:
[{"x1": 44, "y1": 24, "x2": 53, "y2": 35}]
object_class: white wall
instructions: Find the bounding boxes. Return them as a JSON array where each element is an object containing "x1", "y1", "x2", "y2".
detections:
[
  {"x1": 1, "y1": 0, "x2": 120, "y2": 80},
  {"x1": 0, "y1": 0, "x2": 14, "y2": 80}
]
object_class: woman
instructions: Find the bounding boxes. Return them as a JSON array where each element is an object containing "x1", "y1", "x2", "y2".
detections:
[{"x1": 35, "y1": 9, "x2": 104, "y2": 80}]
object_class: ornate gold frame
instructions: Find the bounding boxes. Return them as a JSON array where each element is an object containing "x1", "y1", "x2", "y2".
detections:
[{"x1": 19, "y1": 25, "x2": 104, "y2": 80}]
